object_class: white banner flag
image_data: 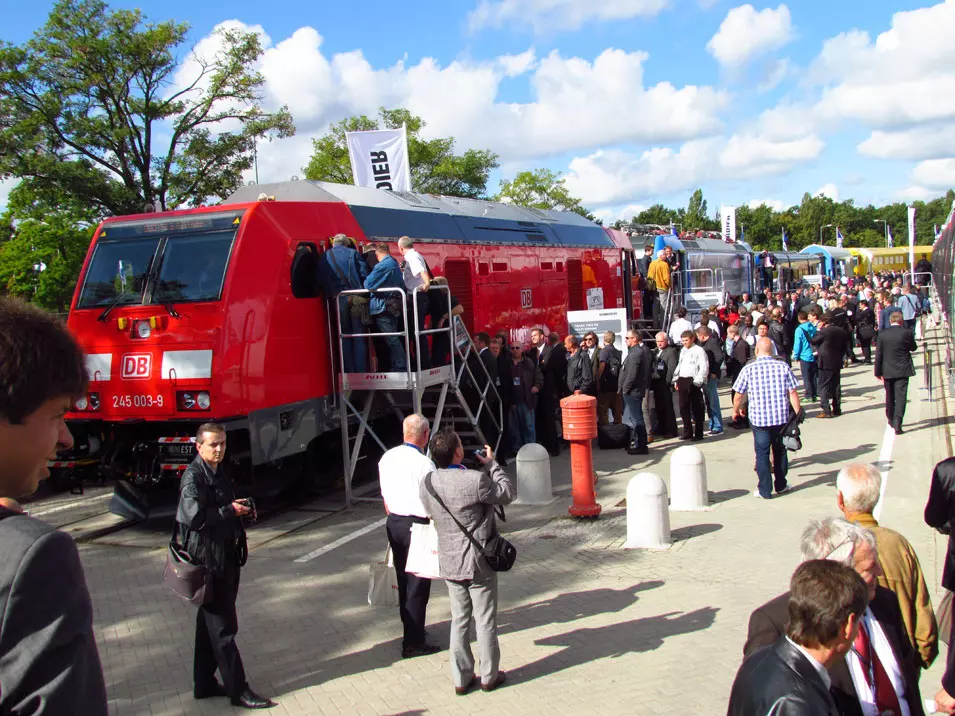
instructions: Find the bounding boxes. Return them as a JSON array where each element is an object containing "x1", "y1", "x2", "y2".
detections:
[
  {"x1": 345, "y1": 127, "x2": 411, "y2": 192},
  {"x1": 721, "y1": 206, "x2": 737, "y2": 243},
  {"x1": 836, "y1": 227, "x2": 844, "y2": 249},
  {"x1": 887, "y1": 225, "x2": 893, "y2": 248},
  {"x1": 907, "y1": 205, "x2": 917, "y2": 277}
]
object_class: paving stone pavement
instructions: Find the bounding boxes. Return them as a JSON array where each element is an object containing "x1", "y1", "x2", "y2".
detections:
[{"x1": 80, "y1": 329, "x2": 954, "y2": 715}]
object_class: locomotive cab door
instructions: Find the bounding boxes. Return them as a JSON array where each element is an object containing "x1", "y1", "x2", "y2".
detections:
[{"x1": 621, "y1": 248, "x2": 636, "y2": 320}]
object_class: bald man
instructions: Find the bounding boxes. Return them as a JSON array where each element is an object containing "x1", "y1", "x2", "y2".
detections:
[{"x1": 732, "y1": 338, "x2": 801, "y2": 499}]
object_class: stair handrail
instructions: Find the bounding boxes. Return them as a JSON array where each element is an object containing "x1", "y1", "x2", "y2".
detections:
[
  {"x1": 333, "y1": 286, "x2": 413, "y2": 384},
  {"x1": 448, "y1": 316, "x2": 503, "y2": 455}
]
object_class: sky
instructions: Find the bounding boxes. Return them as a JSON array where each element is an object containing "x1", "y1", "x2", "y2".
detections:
[{"x1": 3, "y1": 0, "x2": 955, "y2": 224}]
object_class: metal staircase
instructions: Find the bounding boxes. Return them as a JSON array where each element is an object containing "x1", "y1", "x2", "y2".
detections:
[{"x1": 332, "y1": 286, "x2": 503, "y2": 506}]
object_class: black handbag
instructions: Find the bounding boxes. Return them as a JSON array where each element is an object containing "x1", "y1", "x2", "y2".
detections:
[
  {"x1": 424, "y1": 474, "x2": 517, "y2": 572},
  {"x1": 163, "y1": 527, "x2": 214, "y2": 606}
]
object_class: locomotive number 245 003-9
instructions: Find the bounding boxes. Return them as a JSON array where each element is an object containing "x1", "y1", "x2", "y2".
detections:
[{"x1": 113, "y1": 394, "x2": 164, "y2": 408}]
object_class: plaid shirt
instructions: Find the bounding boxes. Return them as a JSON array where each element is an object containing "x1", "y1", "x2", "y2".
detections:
[{"x1": 732, "y1": 357, "x2": 798, "y2": 427}]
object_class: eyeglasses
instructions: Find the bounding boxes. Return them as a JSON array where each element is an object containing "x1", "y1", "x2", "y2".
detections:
[{"x1": 510, "y1": 345, "x2": 521, "y2": 350}]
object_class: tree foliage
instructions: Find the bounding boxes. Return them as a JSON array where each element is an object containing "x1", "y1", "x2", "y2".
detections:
[
  {"x1": 494, "y1": 168, "x2": 597, "y2": 222},
  {"x1": 0, "y1": 0, "x2": 294, "y2": 216},
  {"x1": 627, "y1": 189, "x2": 955, "y2": 251},
  {"x1": 304, "y1": 108, "x2": 499, "y2": 199}
]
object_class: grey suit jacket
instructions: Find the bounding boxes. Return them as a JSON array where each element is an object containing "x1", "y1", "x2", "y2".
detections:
[
  {"x1": 0, "y1": 508, "x2": 108, "y2": 714},
  {"x1": 420, "y1": 463, "x2": 515, "y2": 581}
]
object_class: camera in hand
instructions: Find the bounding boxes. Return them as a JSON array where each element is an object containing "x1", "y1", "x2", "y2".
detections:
[{"x1": 236, "y1": 497, "x2": 257, "y2": 524}]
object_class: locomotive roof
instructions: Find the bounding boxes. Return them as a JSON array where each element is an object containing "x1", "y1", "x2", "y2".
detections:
[
  {"x1": 800, "y1": 244, "x2": 854, "y2": 260},
  {"x1": 223, "y1": 180, "x2": 614, "y2": 248}
]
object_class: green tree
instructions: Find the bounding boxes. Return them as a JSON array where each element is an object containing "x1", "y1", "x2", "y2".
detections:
[
  {"x1": 0, "y1": 0, "x2": 294, "y2": 216},
  {"x1": 686, "y1": 189, "x2": 719, "y2": 231},
  {"x1": 304, "y1": 108, "x2": 499, "y2": 198},
  {"x1": 633, "y1": 204, "x2": 678, "y2": 226},
  {"x1": 494, "y1": 168, "x2": 596, "y2": 221}
]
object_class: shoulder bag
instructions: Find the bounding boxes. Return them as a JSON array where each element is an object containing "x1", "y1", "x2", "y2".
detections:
[
  {"x1": 328, "y1": 250, "x2": 371, "y2": 324},
  {"x1": 424, "y1": 474, "x2": 517, "y2": 572},
  {"x1": 163, "y1": 524, "x2": 215, "y2": 607}
]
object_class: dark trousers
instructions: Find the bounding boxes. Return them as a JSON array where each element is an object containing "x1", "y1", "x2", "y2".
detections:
[
  {"x1": 818, "y1": 368, "x2": 842, "y2": 416},
  {"x1": 859, "y1": 336, "x2": 873, "y2": 362},
  {"x1": 386, "y1": 514, "x2": 432, "y2": 648},
  {"x1": 752, "y1": 424, "x2": 788, "y2": 497},
  {"x1": 844, "y1": 329, "x2": 857, "y2": 361},
  {"x1": 535, "y1": 397, "x2": 559, "y2": 455},
  {"x1": 651, "y1": 379, "x2": 678, "y2": 436},
  {"x1": 798, "y1": 360, "x2": 818, "y2": 400},
  {"x1": 761, "y1": 268, "x2": 774, "y2": 292},
  {"x1": 676, "y1": 377, "x2": 705, "y2": 438},
  {"x1": 375, "y1": 312, "x2": 407, "y2": 371},
  {"x1": 884, "y1": 377, "x2": 910, "y2": 429},
  {"x1": 195, "y1": 564, "x2": 246, "y2": 697}
]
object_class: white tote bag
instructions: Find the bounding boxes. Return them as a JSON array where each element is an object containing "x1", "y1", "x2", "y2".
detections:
[
  {"x1": 405, "y1": 522, "x2": 442, "y2": 580},
  {"x1": 367, "y1": 547, "x2": 399, "y2": 607}
]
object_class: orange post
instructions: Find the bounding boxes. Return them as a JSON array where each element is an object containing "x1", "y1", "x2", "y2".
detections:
[{"x1": 560, "y1": 391, "x2": 602, "y2": 518}]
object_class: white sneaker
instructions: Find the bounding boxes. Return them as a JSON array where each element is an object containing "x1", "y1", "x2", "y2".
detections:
[
  {"x1": 776, "y1": 485, "x2": 792, "y2": 495},
  {"x1": 753, "y1": 490, "x2": 768, "y2": 499}
]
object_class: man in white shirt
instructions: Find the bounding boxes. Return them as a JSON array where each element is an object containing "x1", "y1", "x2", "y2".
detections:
[
  {"x1": 378, "y1": 414, "x2": 440, "y2": 659},
  {"x1": 398, "y1": 236, "x2": 432, "y2": 369},
  {"x1": 668, "y1": 306, "x2": 693, "y2": 346},
  {"x1": 673, "y1": 331, "x2": 708, "y2": 441},
  {"x1": 693, "y1": 308, "x2": 722, "y2": 338}
]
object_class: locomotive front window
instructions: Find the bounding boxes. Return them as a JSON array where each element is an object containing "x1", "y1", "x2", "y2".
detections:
[
  {"x1": 153, "y1": 231, "x2": 235, "y2": 304},
  {"x1": 77, "y1": 238, "x2": 161, "y2": 308}
]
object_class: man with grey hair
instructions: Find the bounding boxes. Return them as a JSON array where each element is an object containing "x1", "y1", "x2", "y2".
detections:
[
  {"x1": 744, "y1": 518, "x2": 924, "y2": 716},
  {"x1": 836, "y1": 463, "x2": 937, "y2": 670},
  {"x1": 398, "y1": 236, "x2": 433, "y2": 370},
  {"x1": 377, "y1": 415, "x2": 440, "y2": 658}
]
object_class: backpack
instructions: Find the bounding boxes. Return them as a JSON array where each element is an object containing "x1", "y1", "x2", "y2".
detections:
[{"x1": 600, "y1": 347, "x2": 621, "y2": 391}]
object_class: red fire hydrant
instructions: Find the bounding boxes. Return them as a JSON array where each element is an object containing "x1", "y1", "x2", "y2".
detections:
[{"x1": 560, "y1": 391, "x2": 602, "y2": 518}]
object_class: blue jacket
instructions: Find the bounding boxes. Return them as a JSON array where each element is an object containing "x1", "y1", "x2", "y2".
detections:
[
  {"x1": 879, "y1": 304, "x2": 902, "y2": 330},
  {"x1": 317, "y1": 245, "x2": 369, "y2": 296},
  {"x1": 363, "y1": 255, "x2": 404, "y2": 316},
  {"x1": 791, "y1": 322, "x2": 817, "y2": 362}
]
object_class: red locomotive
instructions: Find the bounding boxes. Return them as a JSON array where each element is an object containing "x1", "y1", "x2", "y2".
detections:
[{"x1": 56, "y1": 180, "x2": 639, "y2": 516}]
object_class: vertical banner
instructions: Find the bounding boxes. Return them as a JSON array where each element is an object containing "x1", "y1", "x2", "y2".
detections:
[
  {"x1": 907, "y1": 205, "x2": 917, "y2": 278},
  {"x1": 721, "y1": 206, "x2": 737, "y2": 243},
  {"x1": 887, "y1": 225, "x2": 894, "y2": 248},
  {"x1": 781, "y1": 227, "x2": 788, "y2": 252},
  {"x1": 835, "y1": 227, "x2": 844, "y2": 248},
  {"x1": 345, "y1": 127, "x2": 411, "y2": 191}
]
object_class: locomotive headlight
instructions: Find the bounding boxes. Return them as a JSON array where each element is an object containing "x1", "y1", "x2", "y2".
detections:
[
  {"x1": 196, "y1": 392, "x2": 211, "y2": 410},
  {"x1": 88, "y1": 392, "x2": 100, "y2": 411},
  {"x1": 177, "y1": 390, "x2": 211, "y2": 411},
  {"x1": 75, "y1": 396, "x2": 88, "y2": 411},
  {"x1": 135, "y1": 321, "x2": 152, "y2": 339}
]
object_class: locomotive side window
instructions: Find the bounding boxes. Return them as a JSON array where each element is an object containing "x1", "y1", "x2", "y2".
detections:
[
  {"x1": 153, "y1": 231, "x2": 235, "y2": 303},
  {"x1": 77, "y1": 238, "x2": 161, "y2": 307},
  {"x1": 291, "y1": 243, "x2": 321, "y2": 298}
]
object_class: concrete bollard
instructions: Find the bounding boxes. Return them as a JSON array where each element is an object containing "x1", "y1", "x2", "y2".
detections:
[
  {"x1": 669, "y1": 445, "x2": 709, "y2": 510},
  {"x1": 515, "y1": 443, "x2": 553, "y2": 505},
  {"x1": 623, "y1": 473, "x2": 671, "y2": 549}
]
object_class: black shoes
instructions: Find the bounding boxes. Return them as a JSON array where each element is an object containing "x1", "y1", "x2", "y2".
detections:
[
  {"x1": 895, "y1": 426, "x2": 904, "y2": 435},
  {"x1": 402, "y1": 642, "x2": 441, "y2": 659},
  {"x1": 231, "y1": 688, "x2": 276, "y2": 709},
  {"x1": 194, "y1": 682, "x2": 227, "y2": 700}
]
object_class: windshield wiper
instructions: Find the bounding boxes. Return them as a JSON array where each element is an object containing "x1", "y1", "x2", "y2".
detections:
[
  {"x1": 97, "y1": 291, "x2": 128, "y2": 323},
  {"x1": 160, "y1": 301, "x2": 180, "y2": 319}
]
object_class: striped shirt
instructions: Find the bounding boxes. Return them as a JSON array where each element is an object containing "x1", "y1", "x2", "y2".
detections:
[{"x1": 732, "y1": 357, "x2": 798, "y2": 427}]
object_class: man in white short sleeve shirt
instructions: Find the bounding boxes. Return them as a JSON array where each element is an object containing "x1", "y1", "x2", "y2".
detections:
[{"x1": 398, "y1": 236, "x2": 432, "y2": 369}]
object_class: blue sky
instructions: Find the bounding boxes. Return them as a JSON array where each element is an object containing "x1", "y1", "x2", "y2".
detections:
[{"x1": 3, "y1": 0, "x2": 954, "y2": 221}]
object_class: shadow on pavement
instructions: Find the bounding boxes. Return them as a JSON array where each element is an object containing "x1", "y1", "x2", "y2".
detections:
[
  {"x1": 512, "y1": 606, "x2": 719, "y2": 683},
  {"x1": 671, "y1": 523, "x2": 723, "y2": 541},
  {"x1": 789, "y1": 443, "x2": 878, "y2": 470},
  {"x1": 709, "y1": 489, "x2": 748, "y2": 504}
]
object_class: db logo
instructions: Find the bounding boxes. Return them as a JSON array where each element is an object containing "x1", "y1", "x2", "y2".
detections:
[{"x1": 121, "y1": 354, "x2": 152, "y2": 380}]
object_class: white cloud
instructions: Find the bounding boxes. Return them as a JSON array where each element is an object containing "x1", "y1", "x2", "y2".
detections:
[
  {"x1": 0, "y1": 177, "x2": 17, "y2": 211},
  {"x1": 896, "y1": 185, "x2": 938, "y2": 202},
  {"x1": 498, "y1": 49, "x2": 537, "y2": 77},
  {"x1": 182, "y1": 20, "x2": 730, "y2": 185},
  {"x1": 758, "y1": 58, "x2": 792, "y2": 92},
  {"x1": 809, "y1": 2, "x2": 955, "y2": 130},
  {"x1": 468, "y1": 0, "x2": 669, "y2": 33},
  {"x1": 815, "y1": 183, "x2": 840, "y2": 201},
  {"x1": 857, "y1": 125, "x2": 955, "y2": 161},
  {"x1": 748, "y1": 199, "x2": 786, "y2": 211},
  {"x1": 912, "y1": 158, "x2": 955, "y2": 189},
  {"x1": 707, "y1": 4, "x2": 794, "y2": 68},
  {"x1": 563, "y1": 129, "x2": 822, "y2": 206}
]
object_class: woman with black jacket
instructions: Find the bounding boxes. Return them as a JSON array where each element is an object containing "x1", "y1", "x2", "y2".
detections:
[{"x1": 855, "y1": 299, "x2": 876, "y2": 364}]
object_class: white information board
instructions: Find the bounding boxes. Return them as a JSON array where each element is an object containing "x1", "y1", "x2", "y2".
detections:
[{"x1": 567, "y1": 309, "x2": 629, "y2": 358}]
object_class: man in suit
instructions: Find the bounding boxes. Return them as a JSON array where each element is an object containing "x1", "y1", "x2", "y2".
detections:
[
  {"x1": 744, "y1": 518, "x2": 924, "y2": 716},
  {"x1": 419, "y1": 432, "x2": 514, "y2": 696},
  {"x1": 729, "y1": 560, "x2": 868, "y2": 716},
  {"x1": 473, "y1": 332, "x2": 503, "y2": 453},
  {"x1": 619, "y1": 330, "x2": 652, "y2": 455},
  {"x1": 564, "y1": 335, "x2": 594, "y2": 395},
  {"x1": 176, "y1": 424, "x2": 275, "y2": 709},
  {"x1": 651, "y1": 332, "x2": 679, "y2": 438},
  {"x1": 316, "y1": 233, "x2": 370, "y2": 372},
  {"x1": 811, "y1": 312, "x2": 848, "y2": 419},
  {"x1": 0, "y1": 299, "x2": 108, "y2": 715},
  {"x1": 874, "y1": 311, "x2": 918, "y2": 435},
  {"x1": 526, "y1": 328, "x2": 560, "y2": 456},
  {"x1": 925, "y1": 457, "x2": 955, "y2": 713},
  {"x1": 836, "y1": 463, "x2": 937, "y2": 670}
]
